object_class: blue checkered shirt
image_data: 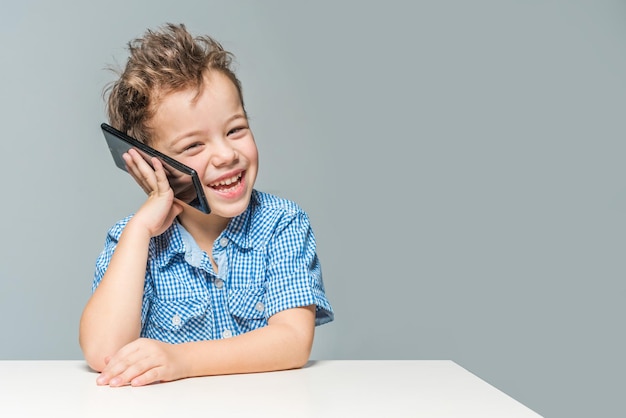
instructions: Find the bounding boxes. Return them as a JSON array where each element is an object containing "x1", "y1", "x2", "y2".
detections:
[{"x1": 93, "y1": 190, "x2": 333, "y2": 343}]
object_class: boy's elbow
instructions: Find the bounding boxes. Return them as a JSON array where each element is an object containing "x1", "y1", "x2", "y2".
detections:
[
  {"x1": 79, "y1": 336, "x2": 106, "y2": 372},
  {"x1": 274, "y1": 305, "x2": 315, "y2": 370},
  {"x1": 291, "y1": 352, "x2": 311, "y2": 370},
  {"x1": 81, "y1": 344, "x2": 107, "y2": 372},
  {"x1": 82, "y1": 351, "x2": 106, "y2": 373},
  {"x1": 86, "y1": 358, "x2": 106, "y2": 373},
  {"x1": 287, "y1": 329, "x2": 314, "y2": 370}
]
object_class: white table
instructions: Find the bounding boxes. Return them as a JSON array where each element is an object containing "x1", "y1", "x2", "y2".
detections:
[{"x1": 0, "y1": 360, "x2": 541, "y2": 417}]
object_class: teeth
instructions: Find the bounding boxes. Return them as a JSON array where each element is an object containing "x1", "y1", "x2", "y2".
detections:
[{"x1": 210, "y1": 173, "x2": 241, "y2": 187}]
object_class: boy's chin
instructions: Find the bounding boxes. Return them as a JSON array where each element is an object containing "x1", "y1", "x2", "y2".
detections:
[{"x1": 207, "y1": 198, "x2": 251, "y2": 219}]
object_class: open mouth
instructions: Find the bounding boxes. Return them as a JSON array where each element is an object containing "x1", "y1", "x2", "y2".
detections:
[{"x1": 208, "y1": 172, "x2": 243, "y2": 193}]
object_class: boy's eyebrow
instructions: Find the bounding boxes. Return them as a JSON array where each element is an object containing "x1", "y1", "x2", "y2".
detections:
[
  {"x1": 226, "y1": 113, "x2": 247, "y2": 124},
  {"x1": 171, "y1": 113, "x2": 247, "y2": 144}
]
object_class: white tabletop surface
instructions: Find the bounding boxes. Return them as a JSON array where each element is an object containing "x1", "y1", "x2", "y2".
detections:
[{"x1": 0, "y1": 360, "x2": 541, "y2": 417}]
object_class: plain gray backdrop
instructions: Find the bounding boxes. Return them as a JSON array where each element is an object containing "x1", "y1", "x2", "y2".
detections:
[{"x1": 1, "y1": 1, "x2": 625, "y2": 417}]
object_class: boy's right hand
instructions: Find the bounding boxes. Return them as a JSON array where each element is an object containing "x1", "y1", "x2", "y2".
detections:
[{"x1": 123, "y1": 148, "x2": 183, "y2": 237}]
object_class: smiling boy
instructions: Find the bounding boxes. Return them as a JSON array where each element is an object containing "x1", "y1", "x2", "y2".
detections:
[{"x1": 79, "y1": 23, "x2": 333, "y2": 387}]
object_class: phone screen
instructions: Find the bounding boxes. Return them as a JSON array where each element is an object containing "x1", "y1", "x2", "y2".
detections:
[{"x1": 101, "y1": 123, "x2": 210, "y2": 214}]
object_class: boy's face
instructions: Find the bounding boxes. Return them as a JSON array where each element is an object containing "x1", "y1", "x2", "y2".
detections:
[{"x1": 149, "y1": 71, "x2": 258, "y2": 220}]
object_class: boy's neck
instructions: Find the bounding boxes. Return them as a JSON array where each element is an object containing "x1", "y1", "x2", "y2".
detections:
[{"x1": 177, "y1": 206, "x2": 231, "y2": 253}]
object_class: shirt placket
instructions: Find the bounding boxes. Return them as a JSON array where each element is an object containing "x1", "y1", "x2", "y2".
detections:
[{"x1": 211, "y1": 235, "x2": 237, "y2": 340}]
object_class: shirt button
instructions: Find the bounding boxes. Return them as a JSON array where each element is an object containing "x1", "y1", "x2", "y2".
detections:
[
  {"x1": 222, "y1": 329, "x2": 233, "y2": 338},
  {"x1": 214, "y1": 278, "x2": 224, "y2": 289},
  {"x1": 172, "y1": 314, "x2": 182, "y2": 327},
  {"x1": 219, "y1": 237, "x2": 229, "y2": 248},
  {"x1": 255, "y1": 302, "x2": 265, "y2": 312}
]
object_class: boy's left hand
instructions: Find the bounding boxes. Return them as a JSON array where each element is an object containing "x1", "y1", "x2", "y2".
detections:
[{"x1": 96, "y1": 338, "x2": 184, "y2": 387}]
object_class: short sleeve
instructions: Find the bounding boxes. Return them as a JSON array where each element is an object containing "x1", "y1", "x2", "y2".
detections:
[{"x1": 264, "y1": 211, "x2": 334, "y2": 325}]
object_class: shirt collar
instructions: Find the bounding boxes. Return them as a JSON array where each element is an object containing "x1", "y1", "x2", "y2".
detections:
[
  {"x1": 220, "y1": 190, "x2": 260, "y2": 250},
  {"x1": 152, "y1": 190, "x2": 260, "y2": 268}
]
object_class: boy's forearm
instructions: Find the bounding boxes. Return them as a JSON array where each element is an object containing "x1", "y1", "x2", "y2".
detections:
[
  {"x1": 180, "y1": 305, "x2": 316, "y2": 377},
  {"x1": 79, "y1": 220, "x2": 152, "y2": 370}
]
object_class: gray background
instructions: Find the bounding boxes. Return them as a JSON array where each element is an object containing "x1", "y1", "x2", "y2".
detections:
[{"x1": 1, "y1": 1, "x2": 624, "y2": 417}]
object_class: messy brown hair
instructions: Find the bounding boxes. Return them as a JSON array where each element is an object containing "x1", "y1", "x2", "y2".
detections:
[{"x1": 104, "y1": 23, "x2": 244, "y2": 144}]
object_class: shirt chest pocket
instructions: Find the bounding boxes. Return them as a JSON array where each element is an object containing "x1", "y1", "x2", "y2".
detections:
[
  {"x1": 147, "y1": 297, "x2": 211, "y2": 342},
  {"x1": 228, "y1": 287, "x2": 268, "y2": 333}
]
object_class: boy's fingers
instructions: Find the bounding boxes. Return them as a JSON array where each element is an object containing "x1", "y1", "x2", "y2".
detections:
[
  {"x1": 130, "y1": 367, "x2": 162, "y2": 387},
  {"x1": 151, "y1": 158, "x2": 172, "y2": 194},
  {"x1": 108, "y1": 361, "x2": 150, "y2": 387},
  {"x1": 123, "y1": 152, "x2": 152, "y2": 193},
  {"x1": 125, "y1": 150, "x2": 168, "y2": 195}
]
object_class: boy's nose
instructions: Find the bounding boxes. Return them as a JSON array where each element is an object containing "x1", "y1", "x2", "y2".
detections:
[{"x1": 210, "y1": 141, "x2": 238, "y2": 166}]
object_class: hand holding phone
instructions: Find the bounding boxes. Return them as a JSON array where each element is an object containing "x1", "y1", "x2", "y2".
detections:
[{"x1": 101, "y1": 123, "x2": 210, "y2": 214}]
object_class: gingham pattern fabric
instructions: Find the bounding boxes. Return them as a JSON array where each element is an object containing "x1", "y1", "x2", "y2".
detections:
[{"x1": 93, "y1": 190, "x2": 334, "y2": 344}]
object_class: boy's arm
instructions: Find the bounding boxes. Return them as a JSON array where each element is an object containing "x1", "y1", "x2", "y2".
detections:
[
  {"x1": 79, "y1": 153, "x2": 182, "y2": 372},
  {"x1": 95, "y1": 304, "x2": 316, "y2": 387},
  {"x1": 78, "y1": 219, "x2": 152, "y2": 372}
]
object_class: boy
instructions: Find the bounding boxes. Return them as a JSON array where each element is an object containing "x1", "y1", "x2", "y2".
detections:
[{"x1": 79, "y1": 23, "x2": 333, "y2": 387}]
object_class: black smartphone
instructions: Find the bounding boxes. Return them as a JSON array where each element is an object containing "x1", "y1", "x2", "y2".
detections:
[{"x1": 101, "y1": 123, "x2": 210, "y2": 214}]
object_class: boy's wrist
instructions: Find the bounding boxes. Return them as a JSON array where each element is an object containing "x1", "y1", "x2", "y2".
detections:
[
  {"x1": 123, "y1": 216, "x2": 157, "y2": 242},
  {"x1": 173, "y1": 342, "x2": 202, "y2": 379}
]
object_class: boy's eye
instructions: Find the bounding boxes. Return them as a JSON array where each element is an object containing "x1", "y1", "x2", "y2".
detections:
[
  {"x1": 184, "y1": 143, "x2": 202, "y2": 152},
  {"x1": 228, "y1": 126, "x2": 247, "y2": 136}
]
